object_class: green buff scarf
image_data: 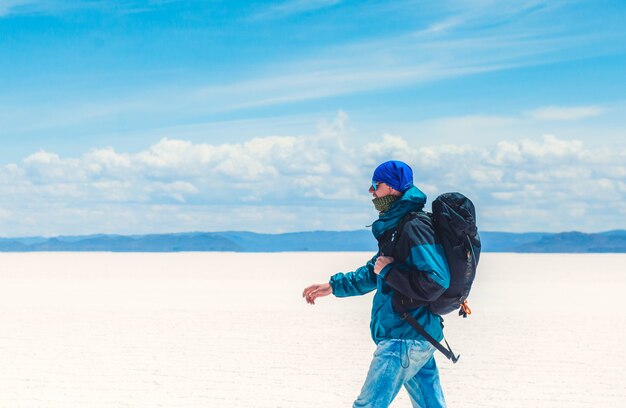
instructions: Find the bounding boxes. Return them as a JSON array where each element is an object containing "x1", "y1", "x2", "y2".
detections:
[{"x1": 372, "y1": 195, "x2": 399, "y2": 214}]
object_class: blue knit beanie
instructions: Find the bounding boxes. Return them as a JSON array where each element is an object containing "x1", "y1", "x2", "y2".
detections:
[{"x1": 372, "y1": 160, "x2": 414, "y2": 193}]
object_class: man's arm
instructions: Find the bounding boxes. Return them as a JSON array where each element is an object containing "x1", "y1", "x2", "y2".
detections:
[
  {"x1": 302, "y1": 255, "x2": 378, "y2": 304},
  {"x1": 328, "y1": 255, "x2": 378, "y2": 298}
]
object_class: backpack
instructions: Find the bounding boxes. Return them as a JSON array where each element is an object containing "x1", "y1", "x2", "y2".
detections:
[
  {"x1": 391, "y1": 192, "x2": 481, "y2": 363},
  {"x1": 430, "y1": 192, "x2": 481, "y2": 316}
]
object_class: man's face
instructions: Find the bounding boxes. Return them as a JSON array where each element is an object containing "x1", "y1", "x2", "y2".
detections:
[{"x1": 369, "y1": 181, "x2": 400, "y2": 198}]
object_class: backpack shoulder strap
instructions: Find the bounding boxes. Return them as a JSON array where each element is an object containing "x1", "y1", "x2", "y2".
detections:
[
  {"x1": 379, "y1": 211, "x2": 422, "y2": 257},
  {"x1": 397, "y1": 211, "x2": 430, "y2": 238}
]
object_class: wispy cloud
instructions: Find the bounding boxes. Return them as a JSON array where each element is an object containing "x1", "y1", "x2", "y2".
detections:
[
  {"x1": 417, "y1": 15, "x2": 467, "y2": 36},
  {"x1": 9, "y1": 30, "x2": 602, "y2": 134},
  {"x1": 250, "y1": 0, "x2": 342, "y2": 20},
  {"x1": 0, "y1": 0, "x2": 38, "y2": 16},
  {"x1": 526, "y1": 106, "x2": 606, "y2": 121},
  {"x1": 0, "y1": 0, "x2": 182, "y2": 17},
  {"x1": 161, "y1": 23, "x2": 616, "y2": 115},
  {"x1": 202, "y1": 0, "x2": 621, "y2": 113},
  {"x1": 144, "y1": 6, "x2": 626, "y2": 110},
  {"x1": 2, "y1": 1, "x2": 624, "y2": 135}
]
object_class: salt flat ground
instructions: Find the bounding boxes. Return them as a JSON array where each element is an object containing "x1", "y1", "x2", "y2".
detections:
[{"x1": 0, "y1": 253, "x2": 625, "y2": 408}]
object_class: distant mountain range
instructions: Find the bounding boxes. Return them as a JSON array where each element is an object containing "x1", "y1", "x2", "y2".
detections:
[{"x1": 1, "y1": 229, "x2": 626, "y2": 253}]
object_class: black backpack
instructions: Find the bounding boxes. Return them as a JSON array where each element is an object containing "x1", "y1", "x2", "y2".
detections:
[
  {"x1": 392, "y1": 192, "x2": 481, "y2": 363},
  {"x1": 430, "y1": 192, "x2": 481, "y2": 316}
]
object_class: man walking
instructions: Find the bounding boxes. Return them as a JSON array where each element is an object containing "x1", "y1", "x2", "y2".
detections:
[{"x1": 302, "y1": 160, "x2": 449, "y2": 408}]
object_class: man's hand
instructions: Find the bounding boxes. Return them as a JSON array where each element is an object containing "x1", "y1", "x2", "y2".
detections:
[
  {"x1": 302, "y1": 283, "x2": 332, "y2": 305},
  {"x1": 374, "y1": 256, "x2": 394, "y2": 275}
]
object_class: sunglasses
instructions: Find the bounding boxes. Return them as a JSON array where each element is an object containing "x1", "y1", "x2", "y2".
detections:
[{"x1": 371, "y1": 181, "x2": 382, "y2": 191}]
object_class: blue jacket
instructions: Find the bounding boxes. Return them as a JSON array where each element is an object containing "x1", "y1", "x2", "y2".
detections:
[{"x1": 329, "y1": 186, "x2": 450, "y2": 344}]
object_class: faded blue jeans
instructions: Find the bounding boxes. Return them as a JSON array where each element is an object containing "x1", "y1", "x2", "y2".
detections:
[{"x1": 353, "y1": 339, "x2": 446, "y2": 408}]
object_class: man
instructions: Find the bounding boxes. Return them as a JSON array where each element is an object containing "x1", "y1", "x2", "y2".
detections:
[{"x1": 302, "y1": 160, "x2": 449, "y2": 408}]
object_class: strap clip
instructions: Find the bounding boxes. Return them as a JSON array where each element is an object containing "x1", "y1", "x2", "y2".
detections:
[{"x1": 459, "y1": 300, "x2": 472, "y2": 318}]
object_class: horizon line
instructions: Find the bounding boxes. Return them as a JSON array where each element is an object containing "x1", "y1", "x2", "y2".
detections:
[{"x1": 2, "y1": 228, "x2": 626, "y2": 240}]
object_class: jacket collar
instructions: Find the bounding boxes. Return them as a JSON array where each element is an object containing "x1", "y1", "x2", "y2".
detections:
[{"x1": 371, "y1": 186, "x2": 426, "y2": 239}]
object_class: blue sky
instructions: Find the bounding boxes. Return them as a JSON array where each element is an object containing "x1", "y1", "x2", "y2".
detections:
[{"x1": 1, "y1": 0, "x2": 625, "y2": 236}]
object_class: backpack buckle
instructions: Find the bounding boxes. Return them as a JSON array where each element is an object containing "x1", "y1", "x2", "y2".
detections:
[{"x1": 459, "y1": 300, "x2": 472, "y2": 318}]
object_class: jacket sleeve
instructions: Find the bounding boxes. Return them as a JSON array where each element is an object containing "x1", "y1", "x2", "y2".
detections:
[
  {"x1": 329, "y1": 255, "x2": 378, "y2": 297},
  {"x1": 380, "y1": 218, "x2": 450, "y2": 302}
]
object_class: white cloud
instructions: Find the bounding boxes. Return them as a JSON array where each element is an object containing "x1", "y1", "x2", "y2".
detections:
[
  {"x1": 527, "y1": 106, "x2": 606, "y2": 121},
  {"x1": 363, "y1": 134, "x2": 416, "y2": 164},
  {"x1": 491, "y1": 192, "x2": 515, "y2": 201},
  {"x1": 85, "y1": 147, "x2": 131, "y2": 169},
  {"x1": 469, "y1": 168, "x2": 504, "y2": 184},
  {"x1": 488, "y1": 135, "x2": 586, "y2": 166},
  {"x1": 1, "y1": 113, "x2": 625, "y2": 235},
  {"x1": 150, "y1": 181, "x2": 199, "y2": 203},
  {"x1": 0, "y1": 207, "x2": 12, "y2": 220},
  {"x1": 23, "y1": 150, "x2": 61, "y2": 165}
]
